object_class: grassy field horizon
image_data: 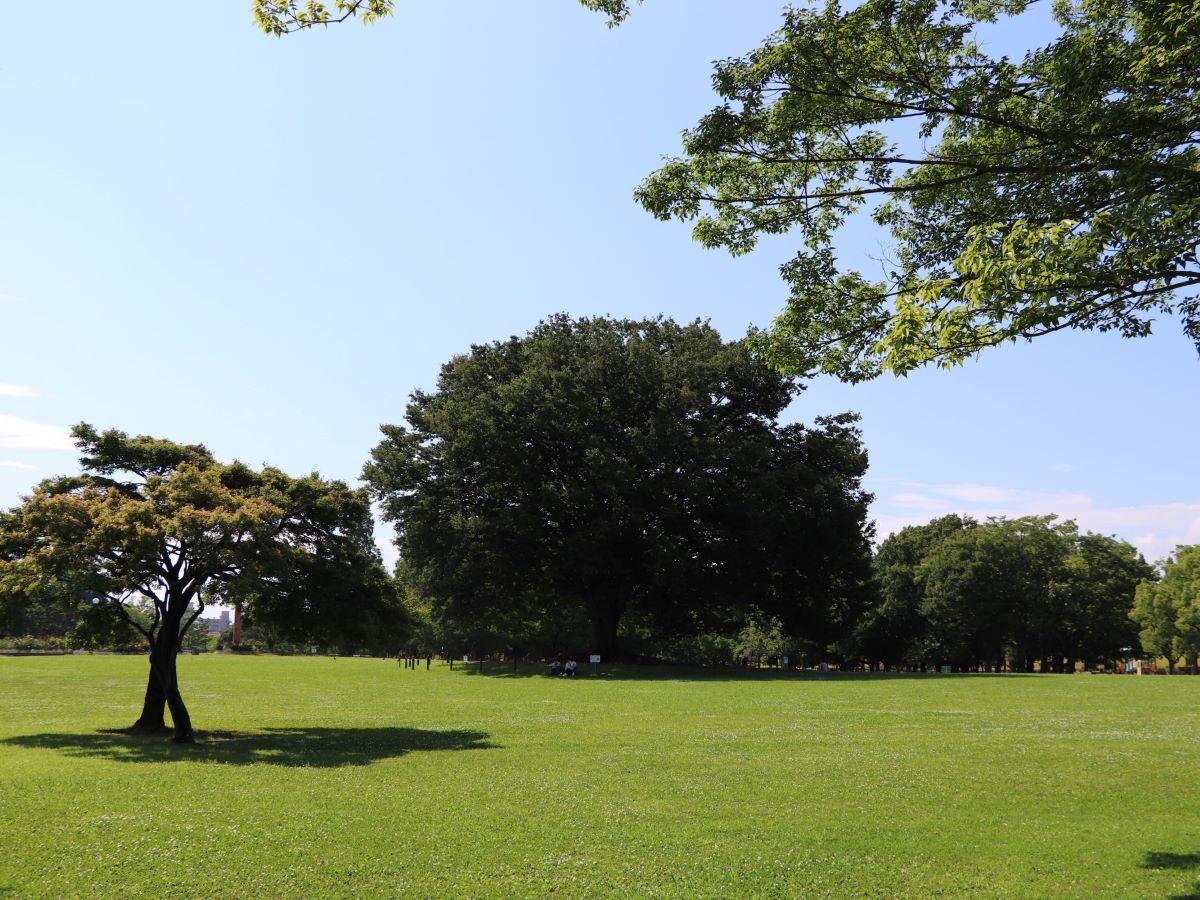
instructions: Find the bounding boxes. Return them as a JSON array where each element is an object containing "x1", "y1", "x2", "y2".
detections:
[{"x1": 2, "y1": 655, "x2": 1198, "y2": 897}]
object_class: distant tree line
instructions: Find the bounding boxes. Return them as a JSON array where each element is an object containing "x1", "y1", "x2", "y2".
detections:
[
  {"x1": 1131, "y1": 546, "x2": 1200, "y2": 673},
  {"x1": 391, "y1": 510, "x2": 1174, "y2": 675},
  {"x1": 852, "y1": 515, "x2": 1157, "y2": 672},
  {"x1": 362, "y1": 315, "x2": 1177, "y2": 674}
]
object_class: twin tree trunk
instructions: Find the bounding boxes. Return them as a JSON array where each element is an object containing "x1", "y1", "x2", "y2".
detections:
[
  {"x1": 588, "y1": 595, "x2": 627, "y2": 661},
  {"x1": 130, "y1": 617, "x2": 195, "y2": 743}
]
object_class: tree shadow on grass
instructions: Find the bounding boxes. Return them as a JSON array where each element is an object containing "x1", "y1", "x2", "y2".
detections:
[
  {"x1": 444, "y1": 663, "x2": 1042, "y2": 682},
  {"x1": 1, "y1": 726, "x2": 496, "y2": 768},
  {"x1": 1141, "y1": 851, "x2": 1200, "y2": 899}
]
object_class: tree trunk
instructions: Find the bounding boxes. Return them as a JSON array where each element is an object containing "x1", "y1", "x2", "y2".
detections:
[
  {"x1": 129, "y1": 663, "x2": 169, "y2": 734},
  {"x1": 160, "y1": 644, "x2": 195, "y2": 743},
  {"x1": 588, "y1": 597, "x2": 625, "y2": 659},
  {"x1": 1012, "y1": 644, "x2": 1027, "y2": 673},
  {"x1": 145, "y1": 624, "x2": 195, "y2": 743}
]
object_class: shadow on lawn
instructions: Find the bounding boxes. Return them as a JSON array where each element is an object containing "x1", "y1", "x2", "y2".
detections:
[
  {"x1": 443, "y1": 663, "x2": 1041, "y2": 682},
  {"x1": 1, "y1": 726, "x2": 496, "y2": 768},
  {"x1": 1141, "y1": 851, "x2": 1200, "y2": 899}
]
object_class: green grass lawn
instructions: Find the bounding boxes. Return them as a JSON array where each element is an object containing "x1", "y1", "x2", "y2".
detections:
[{"x1": 1, "y1": 655, "x2": 1198, "y2": 897}]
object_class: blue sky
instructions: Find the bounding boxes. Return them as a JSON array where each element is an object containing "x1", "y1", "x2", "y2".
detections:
[{"x1": 1, "y1": 0, "x2": 1197, "y2": 565}]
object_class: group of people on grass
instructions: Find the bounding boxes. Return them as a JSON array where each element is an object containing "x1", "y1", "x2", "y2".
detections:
[{"x1": 548, "y1": 659, "x2": 578, "y2": 677}]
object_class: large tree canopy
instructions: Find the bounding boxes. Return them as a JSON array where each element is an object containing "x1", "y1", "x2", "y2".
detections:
[
  {"x1": 0, "y1": 425, "x2": 400, "y2": 742},
  {"x1": 364, "y1": 315, "x2": 873, "y2": 658},
  {"x1": 637, "y1": 0, "x2": 1200, "y2": 379}
]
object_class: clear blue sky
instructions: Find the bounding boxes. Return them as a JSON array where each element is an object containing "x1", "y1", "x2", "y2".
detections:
[{"x1": 1, "y1": 0, "x2": 1197, "y2": 565}]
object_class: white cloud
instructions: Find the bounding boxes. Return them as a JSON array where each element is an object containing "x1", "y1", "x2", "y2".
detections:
[
  {"x1": 0, "y1": 460, "x2": 35, "y2": 470},
  {"x1": 938, "y1": 483, "x2": 1018, "y2": 504},
  {"x1": 897, "y1": 481, "x2": 1090, "y2": 508},
  {"x1": 0, "y1": 415, "x2": 74, "y2": 450},
  {"x1": 898, "y1": 480, "x2": 1069, "y2": 505},
  {"x1": 373, "y1": 518, "x2": 399, "y2": 570},
  {"x1": 0, "y1": 383, "x2": 38, "y2": 398},
  {"x1": 1076, "y1": 502, "x2": 1200, "y2": 561},
  {"x1": 892, "y1": 492, "x2": 951, "y2": 511},
  {"x1": 874, "y1": 486, "x2": 1200, "y2": 564}
]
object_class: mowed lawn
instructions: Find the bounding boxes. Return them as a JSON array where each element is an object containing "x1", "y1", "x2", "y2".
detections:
[{"x1": 1, "y1": 656, "x2": 1198, "y2": 897}]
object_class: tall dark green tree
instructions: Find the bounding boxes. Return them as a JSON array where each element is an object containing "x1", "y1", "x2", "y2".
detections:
[
  {"x1": 364, "y1": 315, "x2": 873, "y2": 658},
  {"x1": 917, "y1": 520, "x2": 1050, "y2": 670},
  {"x1": 856, "y1": 514, "x2": 974, "y2": 667},
  {"x1": 1133, "y1": 545, "x2": 1200, "y2": 672},
  {"x1": 1056, "y1": 532, "x2": 1154, "y2": 667},
  {"x1": 0, "y1": 425, "x2": 401, "y2": 742}
]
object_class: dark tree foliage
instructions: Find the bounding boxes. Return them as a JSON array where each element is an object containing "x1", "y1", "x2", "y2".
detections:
[
  {"x1": 919, "y1": 519, "x2": 1059, "y2": 670},
  {"x1": 858, "y1": 515, "x2": 1153, "y2": 670},
  {"x1": 1132, "y1": 544, "x2": 1200, "y2": 672},
  {"x1": 0, "y1": 425, "x2": 403, "y2": 742},
  {"x1": 364, "y1": 315, "x2": 873, "y2": 658},
  {"x1": 0, "y1": 591, "x2": 82, "y2": 638},
  {"x1": 1063, "y1": 532, "x2": 1153, "y2": 665},
  {"x1": 855, "y1": 514, "x2": 973, "y2": 667}
]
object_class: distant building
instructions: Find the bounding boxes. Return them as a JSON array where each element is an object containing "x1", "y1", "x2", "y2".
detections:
[{"x1": 205, "y1": 610, "x2": 232, "y2": 635}]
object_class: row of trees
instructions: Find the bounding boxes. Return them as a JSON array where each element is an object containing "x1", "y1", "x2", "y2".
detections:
[
  {"x1": 1132, "y1": 546, "x2": 1200, "y2": 673},
  {"x1": 1, "y1": 315, "x2": 1190, "y2": 743},
  {"x1": 855, "y1": 515, "x2": 1158, "y2": 672},
  {"x1": 361, "y1": 316, "x2": 1173, "y2": 675}
]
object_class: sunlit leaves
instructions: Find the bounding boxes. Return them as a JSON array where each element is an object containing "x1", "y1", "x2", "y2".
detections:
[
  {"x1": 252, "y1": 0, "x2": 640, "y2": 35},
  {"x1": 0, "y1": 424, "x2": 396, "y2": 650},
  {"x1": 639, "y1": 0, "x2": 1200, "y2": 379},
  {"x1": 253, "y1": 0, "x2": 395, "y2": 36}
]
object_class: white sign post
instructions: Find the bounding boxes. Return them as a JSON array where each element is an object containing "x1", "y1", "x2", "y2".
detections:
[{"x1": 589, "y1": 654, "x2": 601, "y2": 664}]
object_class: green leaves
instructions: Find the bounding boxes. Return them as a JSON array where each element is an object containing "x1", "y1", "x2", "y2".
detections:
[
  {"x1": 1132, "y1": 545, "x2": 1200, "y2": 665},
  {"x1": 577, "y1": 0, "x2": 640, "y2": 28},
  {"x1": 0, "y1": 424, "x2": 399, "y2": 653},
  {"x1": 252, "y1": 0, "x2": 640, "y2": 35},
  {"x1": 863, "y1": 515, "x2": 1153, "y2": 668},
  {"x1": 640, "y1": 0, "x2": 1200, "y2": 379},
  {"x1": 253, "y1": 1, "x2": 396, "y2": 36},
  {"x1": 365, "y1": 315, "x2": 873, "y2": 654}
]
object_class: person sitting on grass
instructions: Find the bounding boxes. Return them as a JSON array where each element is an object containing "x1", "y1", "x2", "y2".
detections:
[
  {"x1": 549, "y1": 659, "x2": 563, "y2": 676},
  {"x1": 563, "y1": 659, "x2": 578, "y2": 677}
]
